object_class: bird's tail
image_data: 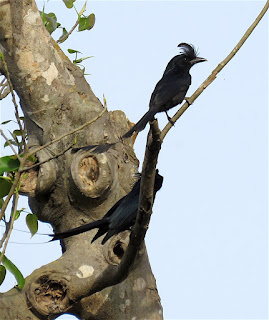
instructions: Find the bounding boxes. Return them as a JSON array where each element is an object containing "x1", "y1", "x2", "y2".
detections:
[
  {"x1": 50, "y1": 220, "x2": 106, "y2": 241},
  {"x1": 122, "y1": 109, "x2": 156, "y2": 139}
]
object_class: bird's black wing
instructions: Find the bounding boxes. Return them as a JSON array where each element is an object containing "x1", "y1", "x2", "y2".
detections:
[
  {"x1": 149, "y1": 73, "x2": 191, "y2": 113},
  {"x1": 102, "y1": 171, "x2": 163, "y2": 244}
]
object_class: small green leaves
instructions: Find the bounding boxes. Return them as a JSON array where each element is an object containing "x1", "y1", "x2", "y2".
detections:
[
  {"x1": 0, "y1": 155, "x2": 20, "y2": 175},
  {"x1": 0, "y1": 176, "x2": 13, "y2": 198},
  {"x1": 78, "y1": 13, "x2": 95, "y2": 32},
  {"x1": 58, "y1": 27, "x2": 68, "y2": 43},
  {"x1": 67, "y1": 49, "x2": 93, "y2": 67},
  {"x1": 1, "y1": 120, "x2": 11, "y2": 125},
  {"x1": 3, "y1": 129, "x2": 27, "y2": 150},
  {"x1": 0, "y1": 50, "x2": 4, "y2": 60},
  {"x1": 68, "y1": 49, "x2": 82, "y2": 54},
  {"x1": 0, "y1": 265, "x2": 6, "y2": 286},
  {"x1": 73, "y1": 56, "x2": 93, "y2": 64},
  {"x1": 62, "y1": 0, "x2": 76, "y2": 8},
  {"x1": 26, "y1": 213, "x2": 38, "y2": 237},
  {"x1": 40, "y1": 11, "x2": 58, "y2": 34},
  {"x1": 0, "y1": 253, "x2": 25, "y2": 289},
  {"x1": 12, "y1": 208, "x2": 24, "y2": 221}
]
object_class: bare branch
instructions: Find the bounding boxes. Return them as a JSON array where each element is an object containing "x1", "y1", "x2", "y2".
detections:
[
  {"x1": 0, "y1": 192, "x2": 19, "y2": 264},
  {"x1": 20, "y1": 141, "x2": 74, "y2": 172},
  {"x1": 70, "y1": 120, "x2": 162, "y2": 298},
  {"x1": 0, "y1": 55, "x2": 26, "y2": 150},
  {"x1": 116, "y1": 120, "x2": 162, "y2": 275}
]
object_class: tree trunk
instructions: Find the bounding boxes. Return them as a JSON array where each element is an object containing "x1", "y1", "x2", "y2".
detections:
[{"x1": 0, "y1": 1, "x2": 163, "y2": 319}]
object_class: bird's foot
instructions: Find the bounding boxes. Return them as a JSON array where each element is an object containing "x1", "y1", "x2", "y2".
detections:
[
  {"x1": 165, "y1": 111, "x2": 175, "y2": 126},
  {"x1": 185, "y1": 97, "x2": 192, "y2": 106}
]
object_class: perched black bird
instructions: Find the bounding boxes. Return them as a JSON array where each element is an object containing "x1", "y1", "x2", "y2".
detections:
[
  {"x1": 50, "y1": 170, "x2": 163, "y2": 244},
  {"x1": 122, "y1": 43, "x2": 206, "y2": 138},
  {"x1": 72, "y1": 43, "x2": 206, "y2": 154}
]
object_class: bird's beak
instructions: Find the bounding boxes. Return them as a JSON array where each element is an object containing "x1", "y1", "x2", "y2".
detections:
[{"x1": 190, "y1": 57, "x2": 207, "y2": 65}]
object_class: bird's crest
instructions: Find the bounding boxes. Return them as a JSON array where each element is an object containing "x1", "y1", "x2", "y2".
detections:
[{"x1": 177, "y1": 43, "x2": 198, "y2": 58}]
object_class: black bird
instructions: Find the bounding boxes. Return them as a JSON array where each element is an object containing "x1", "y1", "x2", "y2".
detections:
[
  {"x1": 122, "y1": 43, "x2": 206, "y2": 138},
  {"x1": 72, "y1": 43, "x2": 206, "y2": 154},
  {"x1": 50, "y1": 171, "x2": 163, "y2": 244}
]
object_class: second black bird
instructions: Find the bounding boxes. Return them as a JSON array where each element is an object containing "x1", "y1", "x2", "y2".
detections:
[{"x1": 50, "y1": 170, "x2": 163, "y2": 244}]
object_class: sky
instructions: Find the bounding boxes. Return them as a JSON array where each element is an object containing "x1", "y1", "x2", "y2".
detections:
[{"x1": 0, "y1": 1, "x2": 268, "y2": 319}]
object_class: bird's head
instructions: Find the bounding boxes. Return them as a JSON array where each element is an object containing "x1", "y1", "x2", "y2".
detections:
[{"x1": 177, "y1": 43, "x2": 207, "y2": 68}]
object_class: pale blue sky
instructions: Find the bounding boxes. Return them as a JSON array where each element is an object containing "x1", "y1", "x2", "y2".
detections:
[{"x1": 0, "y1": 1, "x2": 268, "y2": 319}]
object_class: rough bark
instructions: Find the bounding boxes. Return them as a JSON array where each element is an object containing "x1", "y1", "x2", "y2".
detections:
[{"x1": 0, "y1": 1, "x2": 163, "y2": 319}]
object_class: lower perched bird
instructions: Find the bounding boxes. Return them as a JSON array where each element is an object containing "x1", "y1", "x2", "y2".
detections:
[
  {"x1": 50, "y1": 170, "x2": 163, "y2": 244},
  {"x1": 72, "y1": 43, "x2": 206, "y2": 154}
]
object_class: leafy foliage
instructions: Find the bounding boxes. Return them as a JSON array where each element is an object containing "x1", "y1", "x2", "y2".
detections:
[
  {"x1": 0, "y1": 265, "x2": 6, "y2": 286},
  {"x1": 78, "y1": 13, "x2": 95, "y2": 31},
  {"x1": 26, "y1": 214, "x2": 38, "y2": 237},
  {"x1": 62, "y1": 0, "x2": 76, "y2": 9},
  {"x1": 0, "y1": 155, "x2": 20, "y2": 197},
  {"x1": 0, "y1": 252, "x2": 25, "y2": 289},
  {"x1": 0, "y1": 176, "x2": 13, "y2": 198},
  {"x1": 0, "y1": 155, "x2": 20, "y2": 175},
  {"x1": 40, "y1": 11, "x2": 59, "y2": 34}
]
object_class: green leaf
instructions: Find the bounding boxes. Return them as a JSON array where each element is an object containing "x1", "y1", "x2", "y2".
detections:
[
  {"x1": 0, "y1": 198, "x2": 4, "y2": 208},
  {"x1": 0, "y1": 265, "x2": 6, "y2": 286},
  {"x1": 4, "y1": 140, "x2": 18, "y2": 148},
  {"x1": 73, "y1": 56, "x2": 93, "y2": 64},
  {"x1": 0, "y1": 176, "x2": 13, "y2": 198},
  {"x1": 0, "y1": 252, "x2": 25, "y2": 289},
  {"x1": 26, "y1": 214, "x2": 38, "y2": 237},
  {"x1": 12, "y1": 208, "x2": 24, "y2": 220},
  {"x1": 68, "y1": 49, "x2": 81, "y2": 54},
  {"x1": 0, "y1": 51, "x2": 4, "y2": 60},
  {"x1": 0, "y1": 155, "x2": 20, "y2": 175},
  {"x1": 13, "y1": 129, "x2": 23, "y2": 136},
  {"x1": 27, "y1": 154, "x2": 37, "y2": 163},
  {"x1": 78, "y1": 14, "x2": 95, "y2": 32},
  {"x1": 1, "y1": 120, "x2": 11, "y2": 125},
  {"x1": 62, "y1": 0, "x2": 76, "y2": 9},
  {"x1": 40, "y1": 11, "x2": 58, "y2": 34},
  {"x1": 58, "y1": 28, "x2": 68, "y2": 43}
]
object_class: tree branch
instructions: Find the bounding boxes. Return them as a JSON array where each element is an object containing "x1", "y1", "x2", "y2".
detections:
[{"x1": 69, "y1": 120, "x2": 162, "y2": 299}]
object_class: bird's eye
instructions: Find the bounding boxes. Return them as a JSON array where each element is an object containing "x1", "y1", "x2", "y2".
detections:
[{"x1": 184, "y1": 57, "x2": 188, "y2": 62}]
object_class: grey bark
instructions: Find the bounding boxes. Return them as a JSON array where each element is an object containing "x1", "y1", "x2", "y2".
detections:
[{"x1": 0, "y1": 1, "x2": 163, "y2": 319}]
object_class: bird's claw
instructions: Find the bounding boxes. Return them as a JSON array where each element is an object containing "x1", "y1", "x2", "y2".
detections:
[
  {"x1": 185, "y1": 97, "x2": 192, "y2": 106},
  {"x1": 165, "y1": 111, "x2": 175, "y2": 126}
]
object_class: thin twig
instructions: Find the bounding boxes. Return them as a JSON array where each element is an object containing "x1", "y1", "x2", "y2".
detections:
[
  {"x1": 0, "y1": 127, "x2": 19, "y2": 158},
  {"x1": 27, "y1": 100, "x2": 107, "y2": 158},
  {"x1": 1, "y1": 56, "x2": 27, "y2": 151},
  {"x1": 0, "y1": 77, "x2": 7, "y2": 94},
  {"x1": 56, "y1": 2, "x2": 87, "y2": 43},
  {"x1": 0, "y1": 192, "x2": 19, "y2": 264},
  {"x1": 57, "y1": 20, "x2": 79, "y2": 43},
  {"x1": 0, "y1": 152, "x2": 27, "y2": 224},
  {"x1": 160, "y1": 0, "x2": 269, "y2": 141},
  {"x1": 19, "y1": 141, "x2": 75, "y2": 172}
]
